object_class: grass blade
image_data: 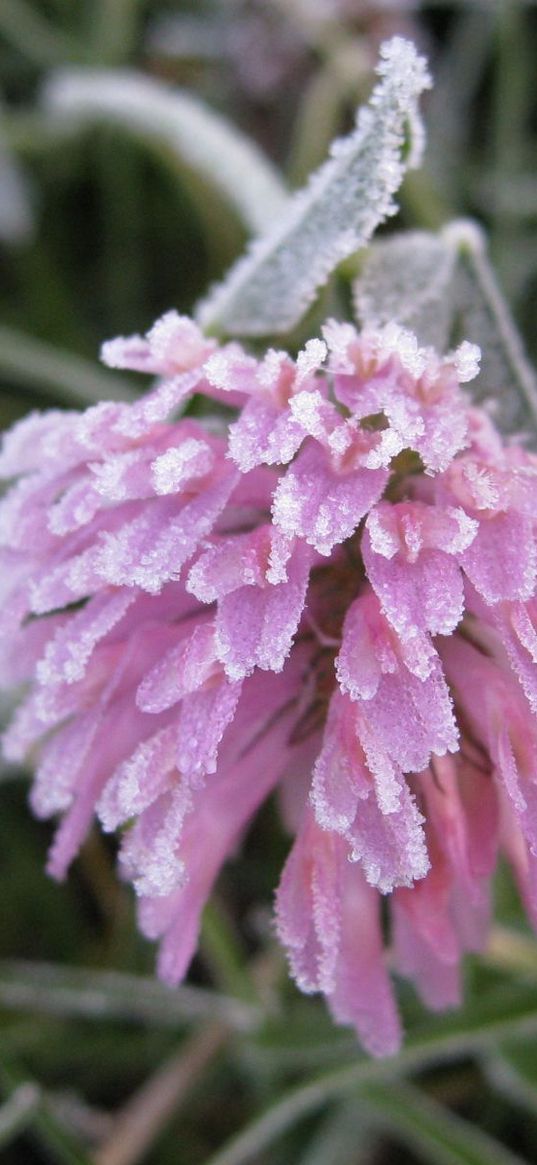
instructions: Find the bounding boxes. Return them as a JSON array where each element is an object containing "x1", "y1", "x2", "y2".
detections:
[
  {"x1": 0, "y1": 325, "x2": 135, "y2": 406},
  {"x1": 359, "y1": 1080, "x2": 526, "y2": 1165},
  {"x1": 42, "y1": 69, "x2": 287, "y2": 237}
]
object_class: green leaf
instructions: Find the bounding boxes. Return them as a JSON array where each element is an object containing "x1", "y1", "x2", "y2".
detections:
[
  {"x1": 89, "y1": 0, "x2": 142, "y2": 64},
  {"x1": 197, "y1": 37, "x2": 431, "y2": 337},
  {"x1": 0, "y1": 324, "x2": 135, "y2": 406},
  {"x1": 359, "y1": 1080, "x2": 526, "y2": 1165},
  {"x1": 147, "y1": 13, "x2": 231, "y2": 62},
  {"x1": 42, "y1": 68, "x2": 287, "y2": 236}
]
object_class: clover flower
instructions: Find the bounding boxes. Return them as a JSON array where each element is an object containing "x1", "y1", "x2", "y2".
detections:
[{"x1": 3, "y1": 309, "x2": 537, "y2": 1056}]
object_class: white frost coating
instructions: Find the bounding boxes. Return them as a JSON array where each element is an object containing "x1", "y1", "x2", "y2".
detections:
[
  {"x1": 197, "y1": 37, "x2": 431, "y2": 337},
  {"x1": 452, "y1": 340, "x2": 480, "y2": 383},
  {"x1": 151, "y1": 439, "x2": 213, "y2": 495},
  {"x1": 42, "y1": 69, "x2": 287, "y2": 235}
]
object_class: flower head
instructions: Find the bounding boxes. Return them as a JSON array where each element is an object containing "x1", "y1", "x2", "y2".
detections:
[{"x1": 3, "y1": 309, "x2": 537, "y2": 1056}]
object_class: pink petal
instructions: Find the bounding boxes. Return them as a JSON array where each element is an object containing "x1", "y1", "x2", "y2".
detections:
[
  {"x1": 136, "y1": 621, "x2": 216, "y2": 714},
  {"x1": 214, "y1": 542, "x2": 311, "y2": 678},
  {"x1": 345, "y1": 778, "x2": 429, "y2": 892},
  {"x1": 363, "y1": 502, "x2": 476, "y2": 644},
  {"x1": 460, "y1": 512, "x2": 536, "y2": 603},
  {"x1": 228, "y1": 397, "x2": 305, "y2": 472},
  {"x1": 495, "y1": 600, "x2": 537, "y2": 713},
  {"x1": 176, "y1": 679, "x2": 243, "y2": 780},
  {"x1": 96, "y1": 468, "x2": 239, "y2": 593},
  {"x1": 276, "y1": 811, "x2": 344, "y2": 995},
  {"x1": 36, "y1": 591, "x2": 134, "y2": 687},
  {"x1": 328, "y1": 861, "x2": 402, "y2": 1057},
  {"x1": 97, "y1": 724, "x2": 178, "y2": 831},
  {"x1": 272, "y1": 441, "x2": 387, "y2": 557}
]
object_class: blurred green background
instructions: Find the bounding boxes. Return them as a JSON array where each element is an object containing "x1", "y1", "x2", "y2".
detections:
[{"x1": 3, "y1": 3, "x2": 537, "y2": 1163}]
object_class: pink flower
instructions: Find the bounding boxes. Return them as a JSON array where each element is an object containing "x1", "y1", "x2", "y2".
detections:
[{"x1": 2, "y1": 312, "x2": 537, "y2": 1057}]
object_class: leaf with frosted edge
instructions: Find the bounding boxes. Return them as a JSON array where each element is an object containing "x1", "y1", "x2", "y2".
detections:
[
  {"x1": 448, "y1": 220, "x2": 537, "y2": 439},
  {"x1": 197, "y1": 38, "x2": 431, "y2": 338},
  {"x1": 353, "y1": 229, "x2": 457, "y2": 350},
  {"x1": 354, "y1": 219, "x2": 537, "y2": 441},
  {"x1": 41, "y1": 69, "x2": 287, "y2": 235}
]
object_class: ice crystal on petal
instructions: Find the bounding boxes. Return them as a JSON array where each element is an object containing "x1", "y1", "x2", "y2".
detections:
[
  {"x1": 272, "y1": 441, "x2": 388, "y2": 556},
  {"x1": 3, "y1": 304, "x2": 537, "y2": 1057}
]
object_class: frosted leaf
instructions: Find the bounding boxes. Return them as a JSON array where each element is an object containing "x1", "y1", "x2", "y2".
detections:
[
  {"x1": 355, "y1": 220, "x2": 537, "y2": 443},
  {"x1": 198, "y1": 38, "x2": 431, "y2": 336},
  {"x1": 354, "y1": 229, "x2": 457, "y2": 350},
  {"x1": 448, "y1": 220, "x2": 537, "y2": 441},
  {"x1": 43, "y1": 70, "x2": 286, "y2": 235}
]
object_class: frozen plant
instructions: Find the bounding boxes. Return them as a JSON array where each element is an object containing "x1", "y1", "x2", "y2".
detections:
[{"x1": 3, "y1": 38, "x2": 537, "y2": 1057}]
